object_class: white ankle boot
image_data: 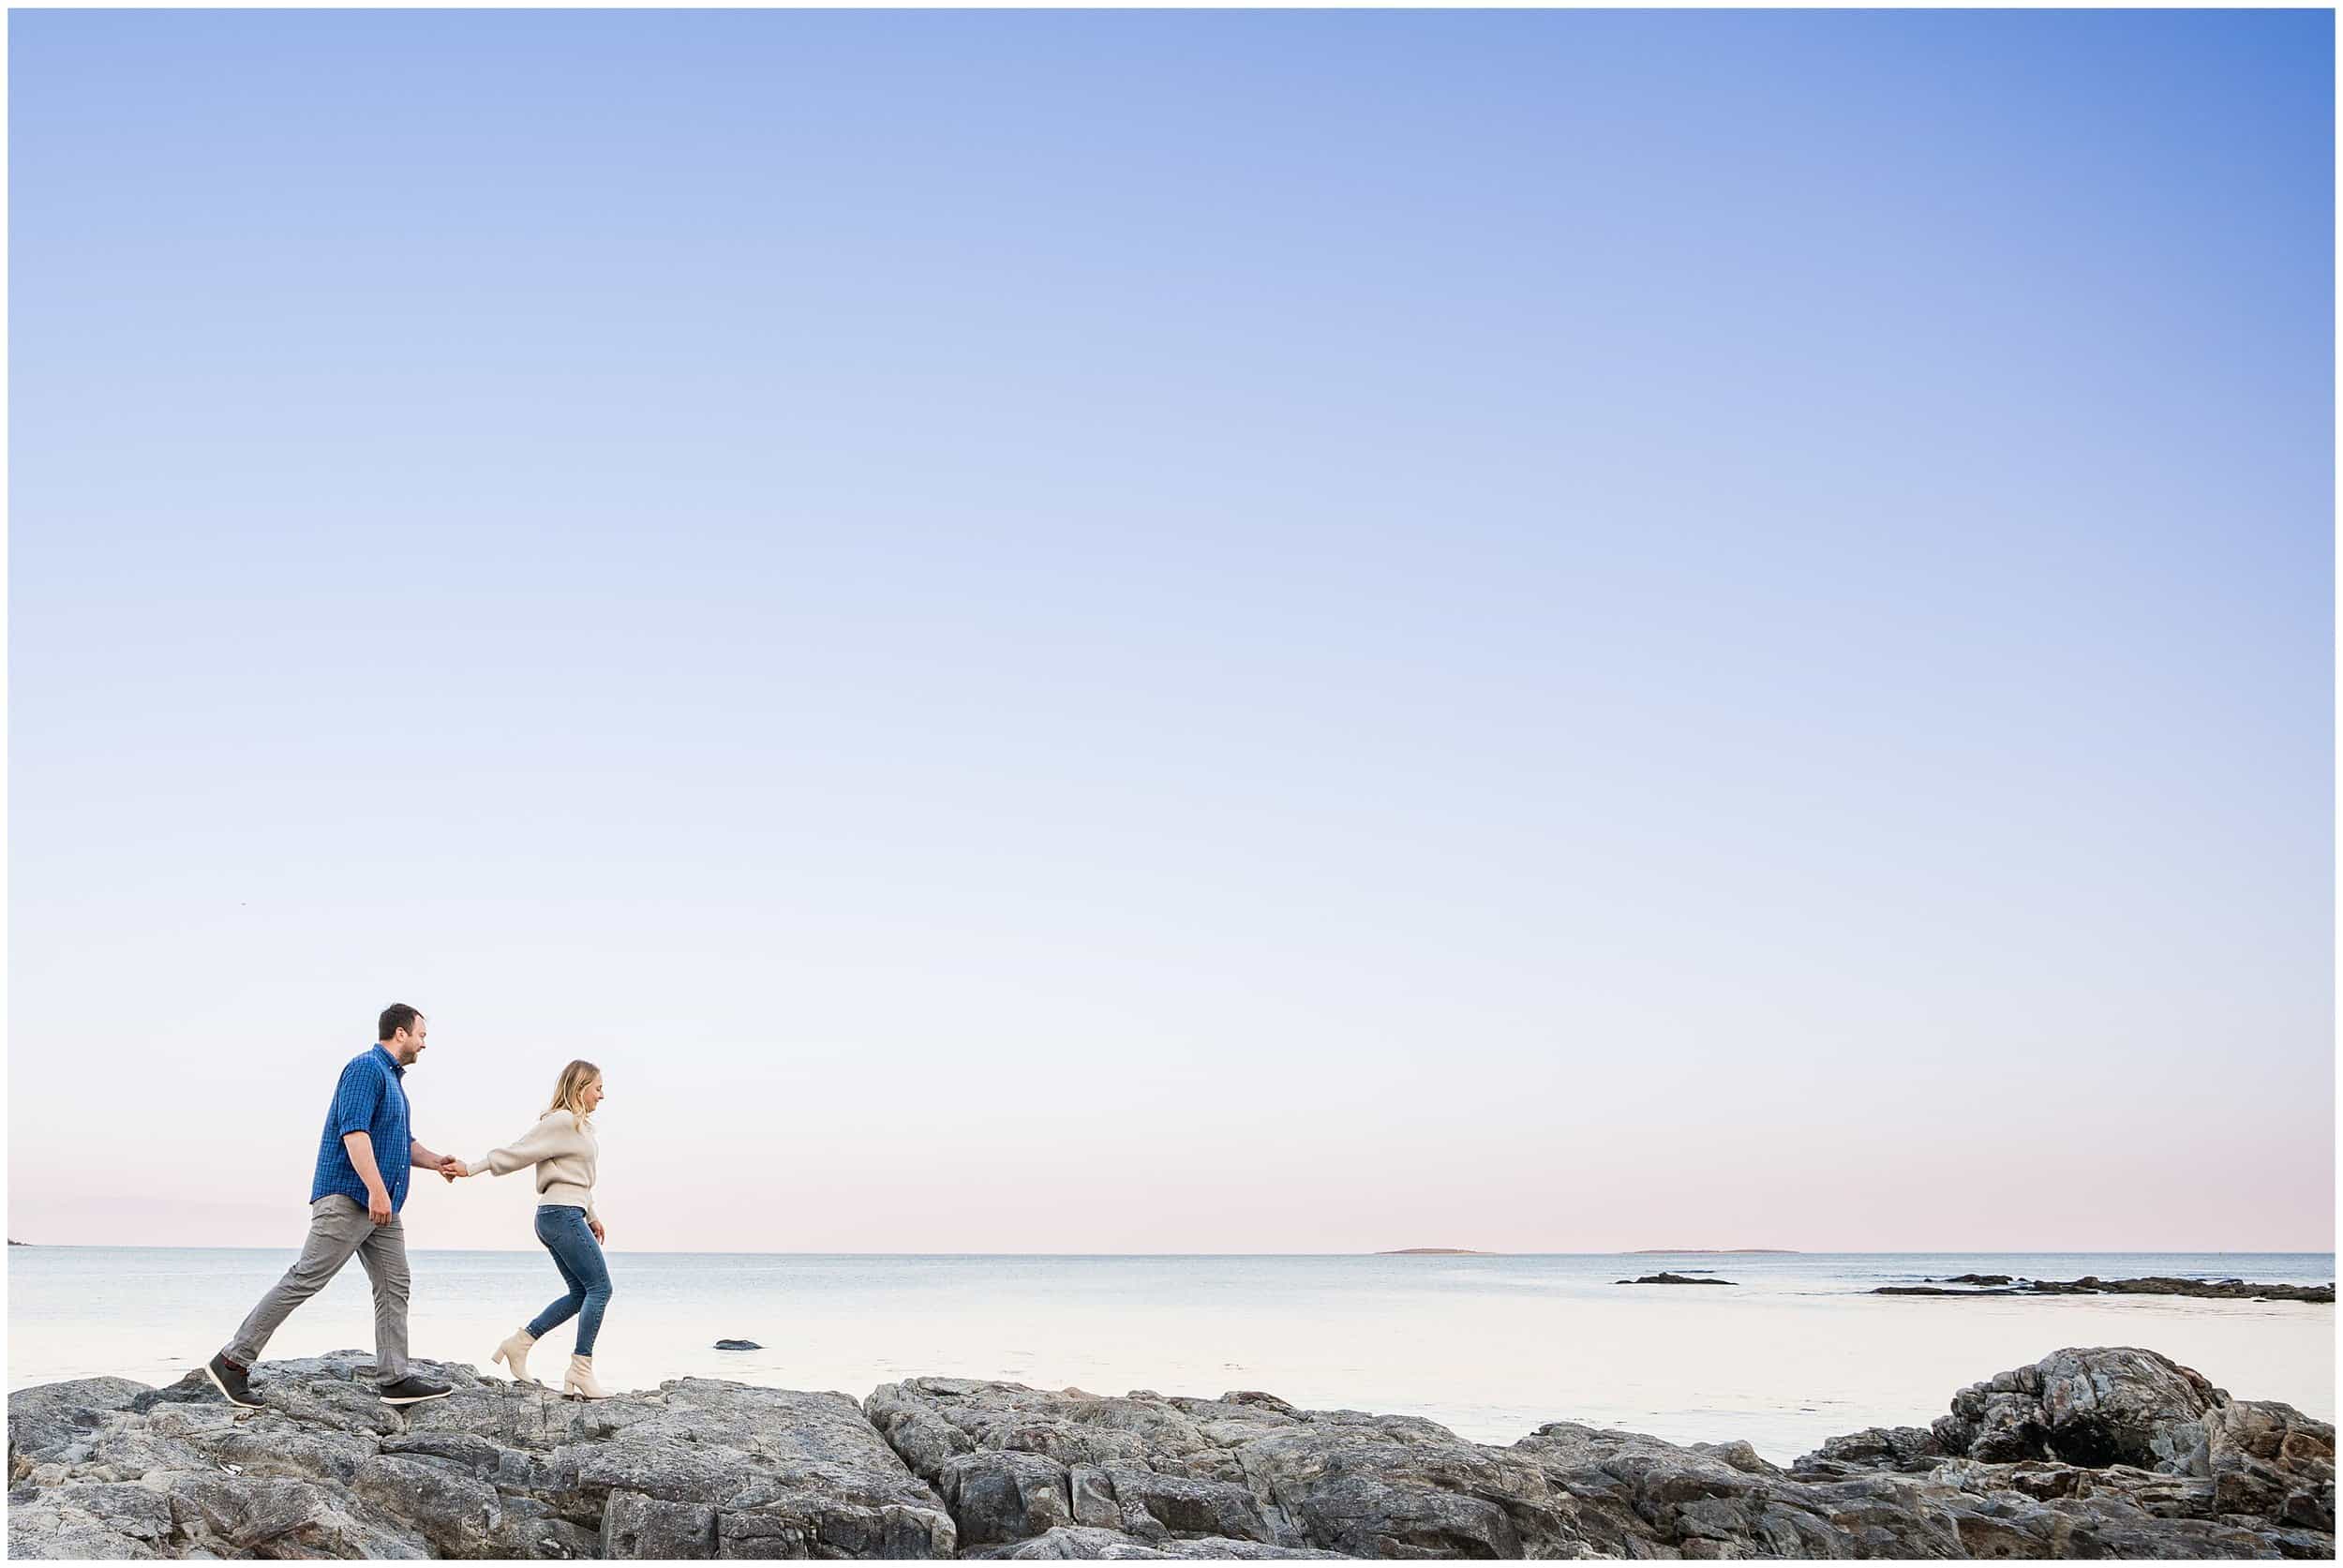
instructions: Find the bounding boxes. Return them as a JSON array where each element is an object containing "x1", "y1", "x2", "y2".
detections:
[
  {"x1": 563, "y1": 1353, "x2": 609, "y2": 1400},
  {"x1": 491, "y1": 1328, "x2": 538, "y2": 1383}
]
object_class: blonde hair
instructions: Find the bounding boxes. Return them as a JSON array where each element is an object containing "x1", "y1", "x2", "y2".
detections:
[{"x1": 545, "y1": 1059, "x2": 602, "y2": 1130}]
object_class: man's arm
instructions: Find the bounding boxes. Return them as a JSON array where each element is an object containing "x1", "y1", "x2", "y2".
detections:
[
  {"x1": 342, "y1": 1132, "x2": 394, "y2": 1224},
  {"x1": 410, "y1": 1138, "x2": 462, "y2": 1173}
]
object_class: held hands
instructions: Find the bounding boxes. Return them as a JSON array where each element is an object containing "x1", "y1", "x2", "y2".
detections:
[{"x1": 437, "y1": 1157, "x2": 470, "y2": 1183}]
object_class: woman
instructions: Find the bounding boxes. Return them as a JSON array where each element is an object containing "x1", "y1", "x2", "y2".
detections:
[{"x1": 460, "y1": 1060, "x2": 612, "y2": 1399}]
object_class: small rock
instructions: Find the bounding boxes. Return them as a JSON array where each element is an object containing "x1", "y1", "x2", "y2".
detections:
[{"x1": 713, "y1": 1339, "x2": 762, "y2": 1351}]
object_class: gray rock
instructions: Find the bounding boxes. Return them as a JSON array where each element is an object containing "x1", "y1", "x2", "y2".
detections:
[
  {"x1": 187, "y1": 1413, "x2": 379, "y2": 1486},
  {"x1": 1075, "y1": 1461, "x2": 1276, "y2": 1545},
  {"x1": 975, "y1": 1525, "x2": 1344, "y2": 1559},
  {"x1": 875, "y1": 1351, "x2": 2334, "y2": 1561},
  {"x1": 552, "y1": 1378, "x2": 958, "y2": 1556},
  {"x1": 1931, "y1": 1346, "x2": 2232, "y2": 1468},
  {"x1": 6, "y1": 1481, "x2": 177, "y2": 1560},
  {"x1": 2203, "y1": 1397, "x2": 2336, "y2": 1532},
  {"x1": 8, "y1": 1377, "x2": 154, "y2": 1481},
  {"x1": 1796, "y1": 1347, "x2": 2336, "y2": 1559},
  {"x1": 11, "y1": 1351, "x2": 953, "y2": 1561},
  {"x1": 871, "y1": 1376, "x2": 1584, "y2": 1557},
  {"x1": 352, "y1": 1453, "x2": 511, "y2": 1556},
  {"x1": 9, "y1": 1345, "x2": 2331, "y2": 1559},
  {"x1": 603, "y1": 1487, "x2": 717, "y2": 1558},
  {"x1": 1795, "y1": 1424, "x2": 1948, "y2": 1473},
  {"x1": 156, "y1": 1470, "x2": 432, "y2": 1558},
  {"x1": 935, "y1": 1450, "x2": 1078, "y2": 1546}
]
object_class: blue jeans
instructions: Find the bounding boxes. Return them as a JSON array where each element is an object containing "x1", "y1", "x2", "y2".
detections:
[{"x1": 526, "y1": 1204, "x2": 610, "y2": 1355}]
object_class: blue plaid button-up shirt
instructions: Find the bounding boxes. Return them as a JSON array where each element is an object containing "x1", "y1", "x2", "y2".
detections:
[{"x1": 311, "y1": 1045, "x2": 413, "y2": 1212}]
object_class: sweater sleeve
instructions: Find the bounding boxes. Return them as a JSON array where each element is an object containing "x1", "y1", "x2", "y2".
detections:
[{"x1": 474, "y1": 1117, "x2": 565, "y2": 1178}]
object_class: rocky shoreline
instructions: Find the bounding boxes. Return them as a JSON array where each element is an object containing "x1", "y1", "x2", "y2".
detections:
[
  {"x1": 1875, "y1": 1276, "x2": 2336, "y2": 1304},
  {"x1": 9, "y1": 1346, "x2": 2332, "y2": 1560}
]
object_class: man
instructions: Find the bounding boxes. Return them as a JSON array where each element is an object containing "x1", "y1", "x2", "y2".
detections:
[{"x1": 204, "y1": 1005, "x2": 469, "y2": 1408}]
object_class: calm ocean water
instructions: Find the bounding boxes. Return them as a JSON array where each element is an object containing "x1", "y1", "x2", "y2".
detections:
[{"x1": 8, "y1": 1248, "x2": 2331, "y2": 1462}]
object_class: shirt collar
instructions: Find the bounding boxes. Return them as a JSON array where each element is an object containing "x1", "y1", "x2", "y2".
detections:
[{"x1": 371, "y1": 1043, "x2": 407, "y2": 1079}]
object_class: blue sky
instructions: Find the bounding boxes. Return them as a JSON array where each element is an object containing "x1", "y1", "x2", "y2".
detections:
[{"x1": 10, "y1": 9, "x2": 2333, "y2": 1251}]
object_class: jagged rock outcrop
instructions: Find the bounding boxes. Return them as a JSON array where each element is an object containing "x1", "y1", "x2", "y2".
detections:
[
  {"x1": 7, "y1": 1346, "x2": 2333, "y2": 1558},
  {"x1": 864, "y1": 1378, "x2": 1550, "y2": 1558},
  {"x1": 1796, "y1": 1347, "x2": 2334, "y2": 1555},
  {"x1": 7, "y1": 1351, "x2": 954, "y2": 1560},
  {"x1": 867, "y1": 1351, "x2": 2332, "y2": 1560}
]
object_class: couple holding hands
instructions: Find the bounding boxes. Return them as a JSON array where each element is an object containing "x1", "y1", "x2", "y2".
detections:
[{"x1": 203, "y1": 1005, "x2": 616, "y2": 1411}]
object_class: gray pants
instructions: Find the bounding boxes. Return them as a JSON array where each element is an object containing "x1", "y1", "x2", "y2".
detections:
[{"x1": 222, "y1": 1195, "x2": 410, "y2": 1384}]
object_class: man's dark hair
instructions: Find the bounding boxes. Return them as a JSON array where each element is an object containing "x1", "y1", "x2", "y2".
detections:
[{"x1": 379, "y1": 1004, "x2": 425, "y2": 1042}]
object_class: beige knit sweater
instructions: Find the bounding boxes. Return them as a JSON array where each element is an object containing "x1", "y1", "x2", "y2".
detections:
[{"x1": 475, "y1": 1110, "x2": 599, "y2": 1220}]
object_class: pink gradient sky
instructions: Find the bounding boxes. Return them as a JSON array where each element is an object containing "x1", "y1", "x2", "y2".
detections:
[{"x1": 9, "y1": 11, "x2": 2334, "y2": 1256}]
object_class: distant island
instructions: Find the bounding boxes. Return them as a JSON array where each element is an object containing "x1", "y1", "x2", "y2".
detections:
[
  {"x1": 1625, "y1": 1248, "x2": 1799, "y2": 1254},
  {"x1": 6, "y1": 1239, "x2": 23, "y2": 1247},
  {"x1": 1377, "y1": 1247, "x2": 1494, "y2": 1255}
]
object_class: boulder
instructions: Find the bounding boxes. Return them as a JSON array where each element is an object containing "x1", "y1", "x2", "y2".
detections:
[
  {"x1": 1930, "y1": 1346, "x2": 2229, "y2": 1467},
  {"x1": 1799, "y1": 1347, "x2": 2335, "y2": 1557}
]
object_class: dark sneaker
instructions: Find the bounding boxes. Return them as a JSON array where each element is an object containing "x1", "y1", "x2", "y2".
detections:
[
  {"x1": 204, "y1": 1352, "x2": 263, "y2": 1409},
  {"x1": 378, "y1": 1375, "x2": 452, "y2": 1406}
]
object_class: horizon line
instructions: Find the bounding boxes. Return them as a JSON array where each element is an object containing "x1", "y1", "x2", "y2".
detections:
[{"x1": 6, "y1": 1246, "x2": 2336, "y2": 1257}]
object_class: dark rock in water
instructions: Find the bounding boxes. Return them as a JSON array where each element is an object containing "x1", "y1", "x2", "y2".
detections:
[
  {"x1": 1878, "y1": 1276, "x2": 2335, "y2": 1304},
  {"x1": 1615, "y1": 1272, "x2": 1738, "y2": 1285},
  {"x1": 7, "y1": 1346, "x2": 2333, "y2": 1559},
  {"x1": 714, "y1": 1339, "x2": 763, "y2": 1351}
]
